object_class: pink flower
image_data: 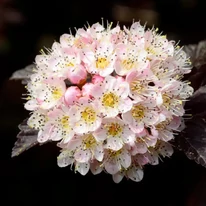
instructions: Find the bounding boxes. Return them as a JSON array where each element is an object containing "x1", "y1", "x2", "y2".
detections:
[
  {"x1": 60, "y1": 33, "x2": 75, "y2": 47},
  {"x1": 174, "y1": 48, "x2": 192, "y2": 74},
  {"x1": 103, "y1": 147, "x2": 131, "y2": 174},
  {"x1": 115, "y1": 43, "x2": 148, "y2": 76},
  {"x1": 122, "y1": 101, "x2": 160, "y2": 133},
  {"x1": 126, "y1": 69, "x2": 160, "y2": 104},
  {"x1": 90, "y1": 75, "x2": 133, "y2": 117},
  {"x1": 69, "y1": 97, "x2": 102, "y2": 134},
  {"x1": 66, "y1": 134, "x2": 104, "y2": 163},
  {"x1": 27, "y1": 109, "x2": 48, "y2": 130},
  {"x1": 158, "y1": 79, "x2": 185, "y2": 116},
  {"x1": 144, "y1": 30, "x2": 174, "y2": 60},
  {"x1": 93, "y1": 117, "x2": 135, "y2": 151},
  {"x1": 64, "y1": 86, "x2": 81, "y2": 106},
  {"x1": 124, "y1": 22, "x2": 145, "y2": 47},
  {"x1": 130, "y1": 132, "x2": 157, "y2": 155},
  {"x1": 81, "y1": 83, "x2": 94, "y2": 97},
  {"x1": 82, "y1": 42, "x2": 116, "y2": 77},
  {"x1": 153, "y1": 116, "x2": 181, "y2": 141},
  {"x1": 91, "y1": 74, "x2": 104, "y2": 84},
  {"x1": 37, "y1": 105, "x2": 75, "y2": 143},
  {"x1": 20, "y1": 20, "x2": 195, "y2": 183},
  {"x1": 25, "y1": 78, "x2": 66, "y2": 110}
]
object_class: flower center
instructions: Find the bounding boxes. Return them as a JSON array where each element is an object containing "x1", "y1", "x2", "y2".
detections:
[
  {"x1": 81, "y1": 107, "x2": 96, "y2": 123},
  {"x1": 130, "y1": 80, "x2": 144, "y2": 93},
  {"x1": 83, "y1": 134, "x2": 96, "y2": 149},
  {"x1": 131, "y1": 105, "x2": 145, "y2": 120},
  {"x1": 96, "y1": 57, "x2": 109, "y2": 69},
  {"x1": 108, "y1": 149, "x2": 122, "y2": 158},
  {"x1": 121, "y1": 59, "x2": 135, "y2": 70},
  {"x1": 105, "y1": 123, "x2": 122, "y2": 136},
  {"x1": 65, "y1": 62, "x2": 75, "y2": 67},
  {"x1": 102, "y1": 92, "x2": 119, "y2": 108},
  {"x1": 162, "y1": 94, "x2": 171, "y2": 109},
  {"x1": 51, "y1": 87, "x2": 63, "y2": 100},
  {"x1": 61, "y1": 116, "x2": 69, "y2": 129}
]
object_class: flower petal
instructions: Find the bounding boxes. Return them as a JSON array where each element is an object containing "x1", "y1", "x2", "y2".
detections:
[
  {"x1": 112, "y1": 173, "x2": 124, "y2": 183},
  {"x1": 127, "y1": 167, "x2": 144, "y2": 182},
  {"x1": 76, "y1": 162, "x2": 90, "y2": 175},
  {"x1": 74, "y1": 149, "x2": 92, "y2": 163},
  {"x1": 57, "y1": 150, "x2": 74, "y2": 167}
]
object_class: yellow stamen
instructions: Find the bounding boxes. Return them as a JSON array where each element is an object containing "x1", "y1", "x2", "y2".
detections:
[
  {"x1": 121, "y1": 59, "x2": 135, "y2": 70},
  {"x1": 102, "y1": 92, "x2": 119, "y2": 108},
  {"x1": 83, "y1": 134, "x2": 96, "y2": 149},
  {"x1": 96, "y1": 57, "x2": 109, "y2": 69},
  {"x1": 81, "y1": 107, "x2": 96, "y2": 123},
  {"x1": 105, "y1": 123, "x2": 122, "y2": 136},
  {"x1": 52, "y1": 88, "x2": 63, "y2": 100},
  {"x1": 61, "y1": 116, "x2": 69, "y2": 129},
  {"x1": 131, "y1": 105, "x2": 145, "y2": 120}
]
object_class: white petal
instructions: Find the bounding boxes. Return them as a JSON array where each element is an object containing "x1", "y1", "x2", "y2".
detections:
[
  {"x1": 94, "y1": 145, "x2": 104, "y2": 161},
  {"x1": 122, "y1": 111, "x2": 133, "y2": 124},
  {"x1": 24, "y1": 99, "x2": 38, "y2": 111},
  {"x1": 74, "y1": 121, "x2": 88, "y2": 134},
  {"x1": 76, "y1": 162, "x2": 90, "y2": 175},
  {"x1": 144, "y1": 111, "x2": 159, "y2": 125},
  {"x1": 37, "y1": 130, "x2": 50, "y2": 143},
  {"x1": 147, "y1": 152, "x2": 159, "y2": 165},
  {"x1": 57, "y1": 150, "x2": 74, "y2": 167},
  {"x1": 159, "y1": 130, "x2": 174, "y2": 141},
  {"x1": 120, "y1": 150, "x2": 131, "y2": 169},
  {"x1": 112, "y1": 173, "x2": 124, "y2": 183},
  {"x1": 127, "y1": 167, "x2": 144, "y2": 182},
  {"x1": 135, "y1": 142, "x2": 148, "y2": 154},
  {"x1": 158, "y1": 142, "x2": 174, "y2": 157},
  {"x1": 90, "y1": 161, "x2": 103, "y2": 175},
  {"x1": 105, "y1": 137, "x2": 123, "y2": 151},
  {"x1": 118, "y1": 98, "x2": 133, "y2": 113},
  {"x1": 74, "y1": 149, "x2": 92, "y2": 163},
  {"x1": 122, "y1": 128, "x2": 135, "y2": 144},
  {"x1": 104, "y1": 159, "x2": 121, "y2": 175},
  {"x1": 93, "y1": 128, "x2": 107, "y2": 141}
]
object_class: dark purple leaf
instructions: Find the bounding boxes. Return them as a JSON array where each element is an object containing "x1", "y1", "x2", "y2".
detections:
[
  {"x1": 10, "y1": 64, "x2": 35, "y2": 84},
  {"x1": 11, "y1": 118, "x2": 39, "y2": 157},
  {"x1": 184, "y1": 40, "x2": 206, "y2": 69},
  {"x1": 175, "y1": 113, "x2": 206, "y2": 168},
  {"x1": 185, "y1": 85, "x2": 206, "y2": 114}
]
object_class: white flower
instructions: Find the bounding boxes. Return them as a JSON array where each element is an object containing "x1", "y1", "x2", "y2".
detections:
[
  {"x1": 122, "y1": 101, "x2": 160, "y2": 133},
  {"x1": 103, "y1": 147, "x2": 131, "y2": 174},
  {"x1": 112, "y1": 165, "x2": 144, "y2": 183},
  {"x1": 66, "y1": 134, "x2": 104, "y2": 163},
  {"x1": 69, "y1": 97, "x2": 102, "y2": 134},
  {"x1": 82, "y1": 41, "x2": 116, "y2": 77},
  {"x1": 115, "y1": 43, "x2": 148, "y2": 76},
  {"x1": 25, "y1": 77, "x2": 66, "y2": 110},
  {"x1": 93, "y1": 117, "x2": 135, "y2": 151},
  {"x1": 37, "y1": 105, "x2": 75, "y2": 143},
  {"x1": 91, "y1": 75, "x2": 133, "y2": 117}
]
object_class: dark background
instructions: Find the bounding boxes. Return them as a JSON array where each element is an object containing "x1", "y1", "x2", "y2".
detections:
[{"x1": 1, "y1": 0, "x2": 206, "y2": 205}]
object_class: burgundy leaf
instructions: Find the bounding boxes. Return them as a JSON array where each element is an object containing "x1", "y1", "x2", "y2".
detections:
[
  {"x1": 185, "y1": 85, "x2": 206, "y2": 114},
  {"x1": 184, "y1": 40, "x2": 206, "y2": 69},
  {"x1": 11, "y1": 118, "x2": 39, "y2": 157},
  {"x1": 175, "y1": 113, "x2": 206, "y2": 168},
  {"x1": 10, "y1": 64, "x2": 35, "y2": 84}
]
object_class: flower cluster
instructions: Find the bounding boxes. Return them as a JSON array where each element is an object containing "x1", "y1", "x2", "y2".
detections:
[{"x1": 25, "y1": 21, "x2": 193, "y2": 183}]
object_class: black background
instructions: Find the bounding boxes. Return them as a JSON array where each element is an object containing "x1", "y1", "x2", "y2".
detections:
[{"x1": 1, "y1": 0, "x2": 206, "y2": 205}]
